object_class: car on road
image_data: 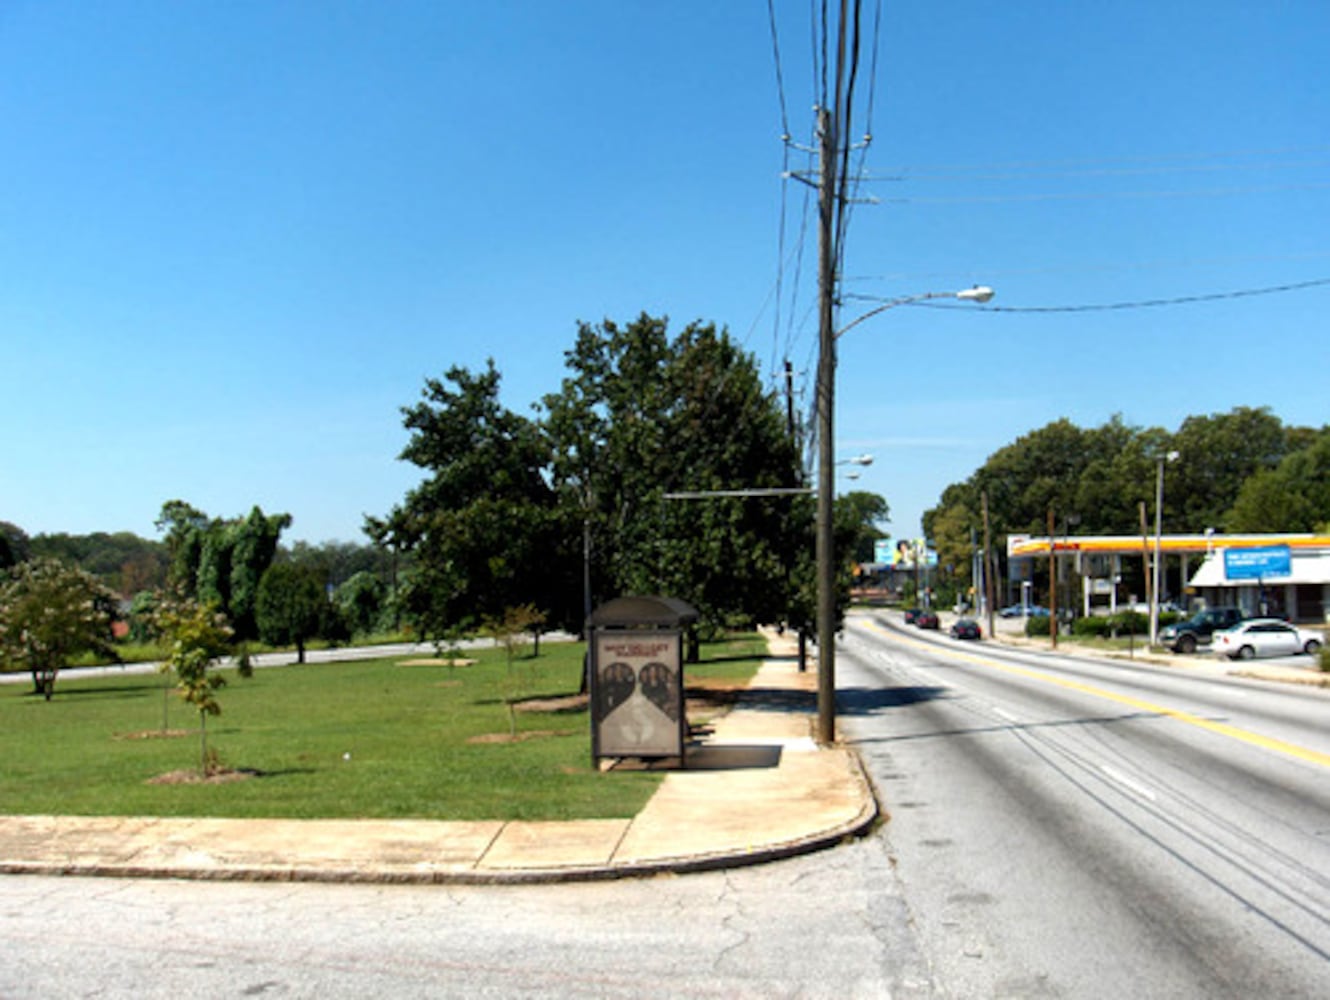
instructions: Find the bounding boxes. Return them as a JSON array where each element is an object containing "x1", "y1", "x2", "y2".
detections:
[
  {"x1": 1158, "y1": 607, "x2": 1246, "y2": 653},
  {"x1": 914, "y1": 610, "x2": 940, "y2": 630},
  {"x1": 950, "y1": 618, "x2": 982, "y2": 640},
  {"x1": 903, "y1": 607, "x2": 922, "y2": 624},
  {"x1": 1212, "y1": 618, "x2": 1324, "y2": 660}
]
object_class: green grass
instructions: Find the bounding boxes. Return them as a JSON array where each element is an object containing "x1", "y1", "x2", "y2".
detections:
[{"x1": 0, "y1": 634, "x2": 766, "y2": 821}]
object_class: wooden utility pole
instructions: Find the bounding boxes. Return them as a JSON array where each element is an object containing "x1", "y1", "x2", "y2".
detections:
[
  {"x1": 814, "y1": 98, "x2": 839, "y2": 746},
  {"x1": 1047, "y1": 507, "x2": 1058, "y2": 647},
  {"x1": 982, "y1": 491, "x2": 995, "y2": 640},
  {"x1": 1139, "y1": 500, "x2": 1151, "y2": 629}
]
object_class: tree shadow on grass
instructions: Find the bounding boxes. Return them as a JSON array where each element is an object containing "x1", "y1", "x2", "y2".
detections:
[{"x1": 27, "y1": 683, "x2": 162, "y2": 701}]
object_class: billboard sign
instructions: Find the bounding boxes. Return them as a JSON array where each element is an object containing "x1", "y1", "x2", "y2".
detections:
[
  {"x1": 1223, "y1": 545, "x2": 1291, "y2": 581},
  {"x1": 889, "y1": 538, "x2": 938, "y2": 568}
]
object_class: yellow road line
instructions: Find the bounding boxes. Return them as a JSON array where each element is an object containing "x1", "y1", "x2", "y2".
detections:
[{"x1": 860, "y1": 619, "x2": 1330, "y2": 769}]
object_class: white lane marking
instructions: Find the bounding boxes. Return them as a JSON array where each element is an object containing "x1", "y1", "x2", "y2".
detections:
[{"x1": 1100, "y1": 764, "x2": 1159, "y2": 803}]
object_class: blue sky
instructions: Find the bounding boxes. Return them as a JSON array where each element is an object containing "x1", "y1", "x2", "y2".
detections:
[{"x1": 3, "y1": 2, "x2": 1327, "y2": 547}]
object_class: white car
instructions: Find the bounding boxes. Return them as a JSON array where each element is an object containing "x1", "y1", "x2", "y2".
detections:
[{"x1": 1211, "y1": 618, "x2": 1324, "y2": 660}]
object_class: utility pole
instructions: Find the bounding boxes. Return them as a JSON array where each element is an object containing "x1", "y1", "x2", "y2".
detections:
[
  {"x1": 982, "y1": 491, "x2": 995, "y2": 640},
  {"x1": 815, "y1": 0, "x2": 849, "y2": 747},
  {"x1": 1048, "y1": 507, "x2": 1058, "y2": 648},
  {"x1": 815, "y1": 99, "x2": 839, "y2": 746},
  {"x1": 784, "y1": 359, "x2": 796, "y2": 442}
]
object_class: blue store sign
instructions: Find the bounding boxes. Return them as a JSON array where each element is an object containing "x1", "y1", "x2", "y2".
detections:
[{"x1": 1223, "y1": 545, "x2": 1291, "y2": 580}]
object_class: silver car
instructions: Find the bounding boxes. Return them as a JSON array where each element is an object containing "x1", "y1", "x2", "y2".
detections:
[{"x1": 1212, "y1": 618, "x2": 1323, "y2": 660}]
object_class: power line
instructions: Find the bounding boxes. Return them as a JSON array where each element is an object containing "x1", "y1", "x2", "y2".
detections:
[
  {"x1": 900, "y1": 276, "x2": 1330, "y2": 314},
  {"x1": 878, "y1": 144, "x2": 1330, "y2": 176},
  {"x1": 877, "y1": 181, "x2": 1330, "y2": 206}
]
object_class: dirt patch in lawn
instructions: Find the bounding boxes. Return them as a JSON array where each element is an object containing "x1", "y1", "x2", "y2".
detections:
[
  {"x1": 514, "y1": 693, "x2": 588, "y2": 714},
  {"x1": 146, "y1": 768, "x2": 263, "y2": 785},
  {"x1": 116, "y1": 729, "x2": 190, "y2": 741},
  {"x1": 467, "y1": 729, "x2": 579, "y2": 744},
  {"x1": 399, "y1": 658, "x2": 477, "y2": 667}
]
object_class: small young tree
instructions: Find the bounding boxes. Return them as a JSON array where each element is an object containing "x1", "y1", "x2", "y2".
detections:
[
  {"x1": 154, "y1": 596, "x2": 244, "y2": 774},
  {"x1": 482, "y1": 604, "x2": 548, "y2": 738},
  {"x1": 0, "y1": 558, "x2": 119, "y2": 700}
]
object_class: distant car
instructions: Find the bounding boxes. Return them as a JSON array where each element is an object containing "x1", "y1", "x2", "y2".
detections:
[
  {"x1": 950, "y1": 618, "x2": 982, "y2": 640},
  {"x1": 998, "y1": 604, "x2": 1048, "y2": 618},
  {"x1": 914, "y1": 610, "x2": 940, "y2": 630},
  {"x1": 1212, "y1": 619, "x2": 1323, "y2": 660},
  {"x1": 903, "y1": 608, "x2": 922, "y2": 624}
]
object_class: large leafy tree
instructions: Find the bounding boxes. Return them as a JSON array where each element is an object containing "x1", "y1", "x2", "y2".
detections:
[
  {"x1": 0, "y1": 558, "x2": 119, "y2": 699},
  {"x1": 1168, "y1": 406, "x2": 1303, "y2": 531},
  {"x1": 1226, "y1": 429, "x2": 1330, "y2": 532},
  {"x1": 371, "y1": 360, "x2": 576, "y2": 641},
  {"x1": 255, "y1": 562, "x2": 327, "y2": 664},
  {"x1": 839, "y1": 491, "x2": 890, "y2": 563},
  {"x1": 542, "y1": 314, "x2": 807, "y2": 631}
]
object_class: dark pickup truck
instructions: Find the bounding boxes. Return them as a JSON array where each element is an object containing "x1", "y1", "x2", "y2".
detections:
[{"x1": 1158, "y1": 607, "x2": 1246, "y2": 653}]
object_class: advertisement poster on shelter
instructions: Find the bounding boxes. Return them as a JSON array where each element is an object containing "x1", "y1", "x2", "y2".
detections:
[{"x1": 593, "y1": 632, "x2": 682, "y2": 757}]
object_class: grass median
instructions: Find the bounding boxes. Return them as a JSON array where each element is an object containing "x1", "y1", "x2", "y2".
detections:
[{"x1": 0, "y1": 633, "x2": 768, "y2": 821}]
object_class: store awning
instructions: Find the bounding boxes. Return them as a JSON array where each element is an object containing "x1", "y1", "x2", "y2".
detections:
[{"x1": 1188, "y1": 551, "x2": 1330, "y2": 588}]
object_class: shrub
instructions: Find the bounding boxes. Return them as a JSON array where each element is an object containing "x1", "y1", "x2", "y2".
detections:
[
  {"x1": 1109, "y1": 610, "x2": 1149, "y2": 636},
  {"x1": 1024, "y1": 614, "x2": 1052, "y2": 638},
  {"x1": 1072, "y1": 616, "x2": 1112, "y2": 638}
]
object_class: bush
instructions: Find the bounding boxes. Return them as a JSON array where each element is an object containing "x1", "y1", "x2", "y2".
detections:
[
  {"x1": 1109, "y1": 610, "x2": 1149, "y2": 636},
  {"x1": 1072, "y1": 616, "x2": 1112, "y2": 638},
  {"x1": 1320, "y1": 645, "x2": 1329, "y2": 673},
  {"x1": 1024, "y1": 614, "x2": 1052, "y2": 638}
]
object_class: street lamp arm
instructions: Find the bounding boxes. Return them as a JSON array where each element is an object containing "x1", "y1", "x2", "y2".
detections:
[{"x1": 835, "y1": 286, "x2": 994, "y2": 340}]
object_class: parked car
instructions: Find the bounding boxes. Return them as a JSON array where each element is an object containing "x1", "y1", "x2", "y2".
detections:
[
  {"x1": 950, "y1": 618, "x2": 982, "y2": 640},
  {"x1": 998, "y1": 604, "x2": 1048, "y2": 618},
  {"x1": 903, "y1": 607, "x2": 922, "y2": 624},
  {"x1": 1158, "y1": 607, "x2": 1246, "y2": 653},
  {"x1": 1212, "y1": 619, "x2": 1323, "y2": 660},
  {"x1": 915, "y1": 610, "x2": 940, "y2": 630}
]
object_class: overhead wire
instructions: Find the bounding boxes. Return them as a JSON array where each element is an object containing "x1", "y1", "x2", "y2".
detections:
[{"x1": 896, "y1": 276, "x2": 1330, "y2": 313}]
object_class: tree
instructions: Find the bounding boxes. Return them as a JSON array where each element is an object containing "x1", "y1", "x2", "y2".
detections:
[
  {"x1": 0, "y1": 522, "x2": 32, "y2": 570},
  {"x1": 335, "y1": 570, "x2": 386, "y2": 636},
  {"x1": 542, "y1": 314, "x2": 807, "y2": 632},
  {"x1": 372, "y1": 360, "x2": 575, "y2": 642},
  {"x1": 0, "y1": 558, "x2": 119, "y2": 700},
  {"x1": 1226, "y1": 429, "x2": 1330, "y2": 532},
  {"x1": 838, "y1": 491, "x2": 890, "y2": 564},
  {"x1": 28, "y1": 531, "x2": 168, "y2": 596},
  {"x1": 255, "y1": 562, "x2": 326, "y2": 664},
  {"x1": 1168, "y1": 407, "x2": 1299, "y2": 531},
  {"x1": 155, "y1": 501, "x2": 291, "y2": 640},
  {"x1": 154, "y1": 594, "x2": 244, "y2": 774}
]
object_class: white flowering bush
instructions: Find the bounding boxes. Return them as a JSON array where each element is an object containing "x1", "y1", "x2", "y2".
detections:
[{"x1": 0, "y1": 558, "x2": 119, "y2": 700}]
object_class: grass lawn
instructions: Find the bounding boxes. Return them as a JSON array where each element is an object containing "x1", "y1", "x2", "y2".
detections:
[{"x1": 0, "y1": 633, "x2": 768, "y2": 821}]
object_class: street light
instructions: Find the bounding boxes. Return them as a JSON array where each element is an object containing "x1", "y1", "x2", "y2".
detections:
[
  {"x1": 815, "y1": 286, "x2": 994, "y2": 745},
  {"x1": 1149, "y1": 450, "x2": 1179, "y2": 646}
]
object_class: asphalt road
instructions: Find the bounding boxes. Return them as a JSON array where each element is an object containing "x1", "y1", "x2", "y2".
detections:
[
  {"x1": 839, "y1": 609, "x2": 1330, "y2": 998},
  {"x1": 2, "y1": 621, "x2": 1325, "y2": 997}
]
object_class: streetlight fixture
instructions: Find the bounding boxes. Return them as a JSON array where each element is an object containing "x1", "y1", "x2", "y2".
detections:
[
  {"x1": 1149, "y1": 450, "x2": 1180, "y2": 646},
  {"x1": 815, "y1": 286, "x2": 994, "y2": 745}
]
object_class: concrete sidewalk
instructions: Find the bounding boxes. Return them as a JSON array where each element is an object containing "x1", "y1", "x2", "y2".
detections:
[{"x1": 0, "y1": 637, "x2": 877, "y2": 885}]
